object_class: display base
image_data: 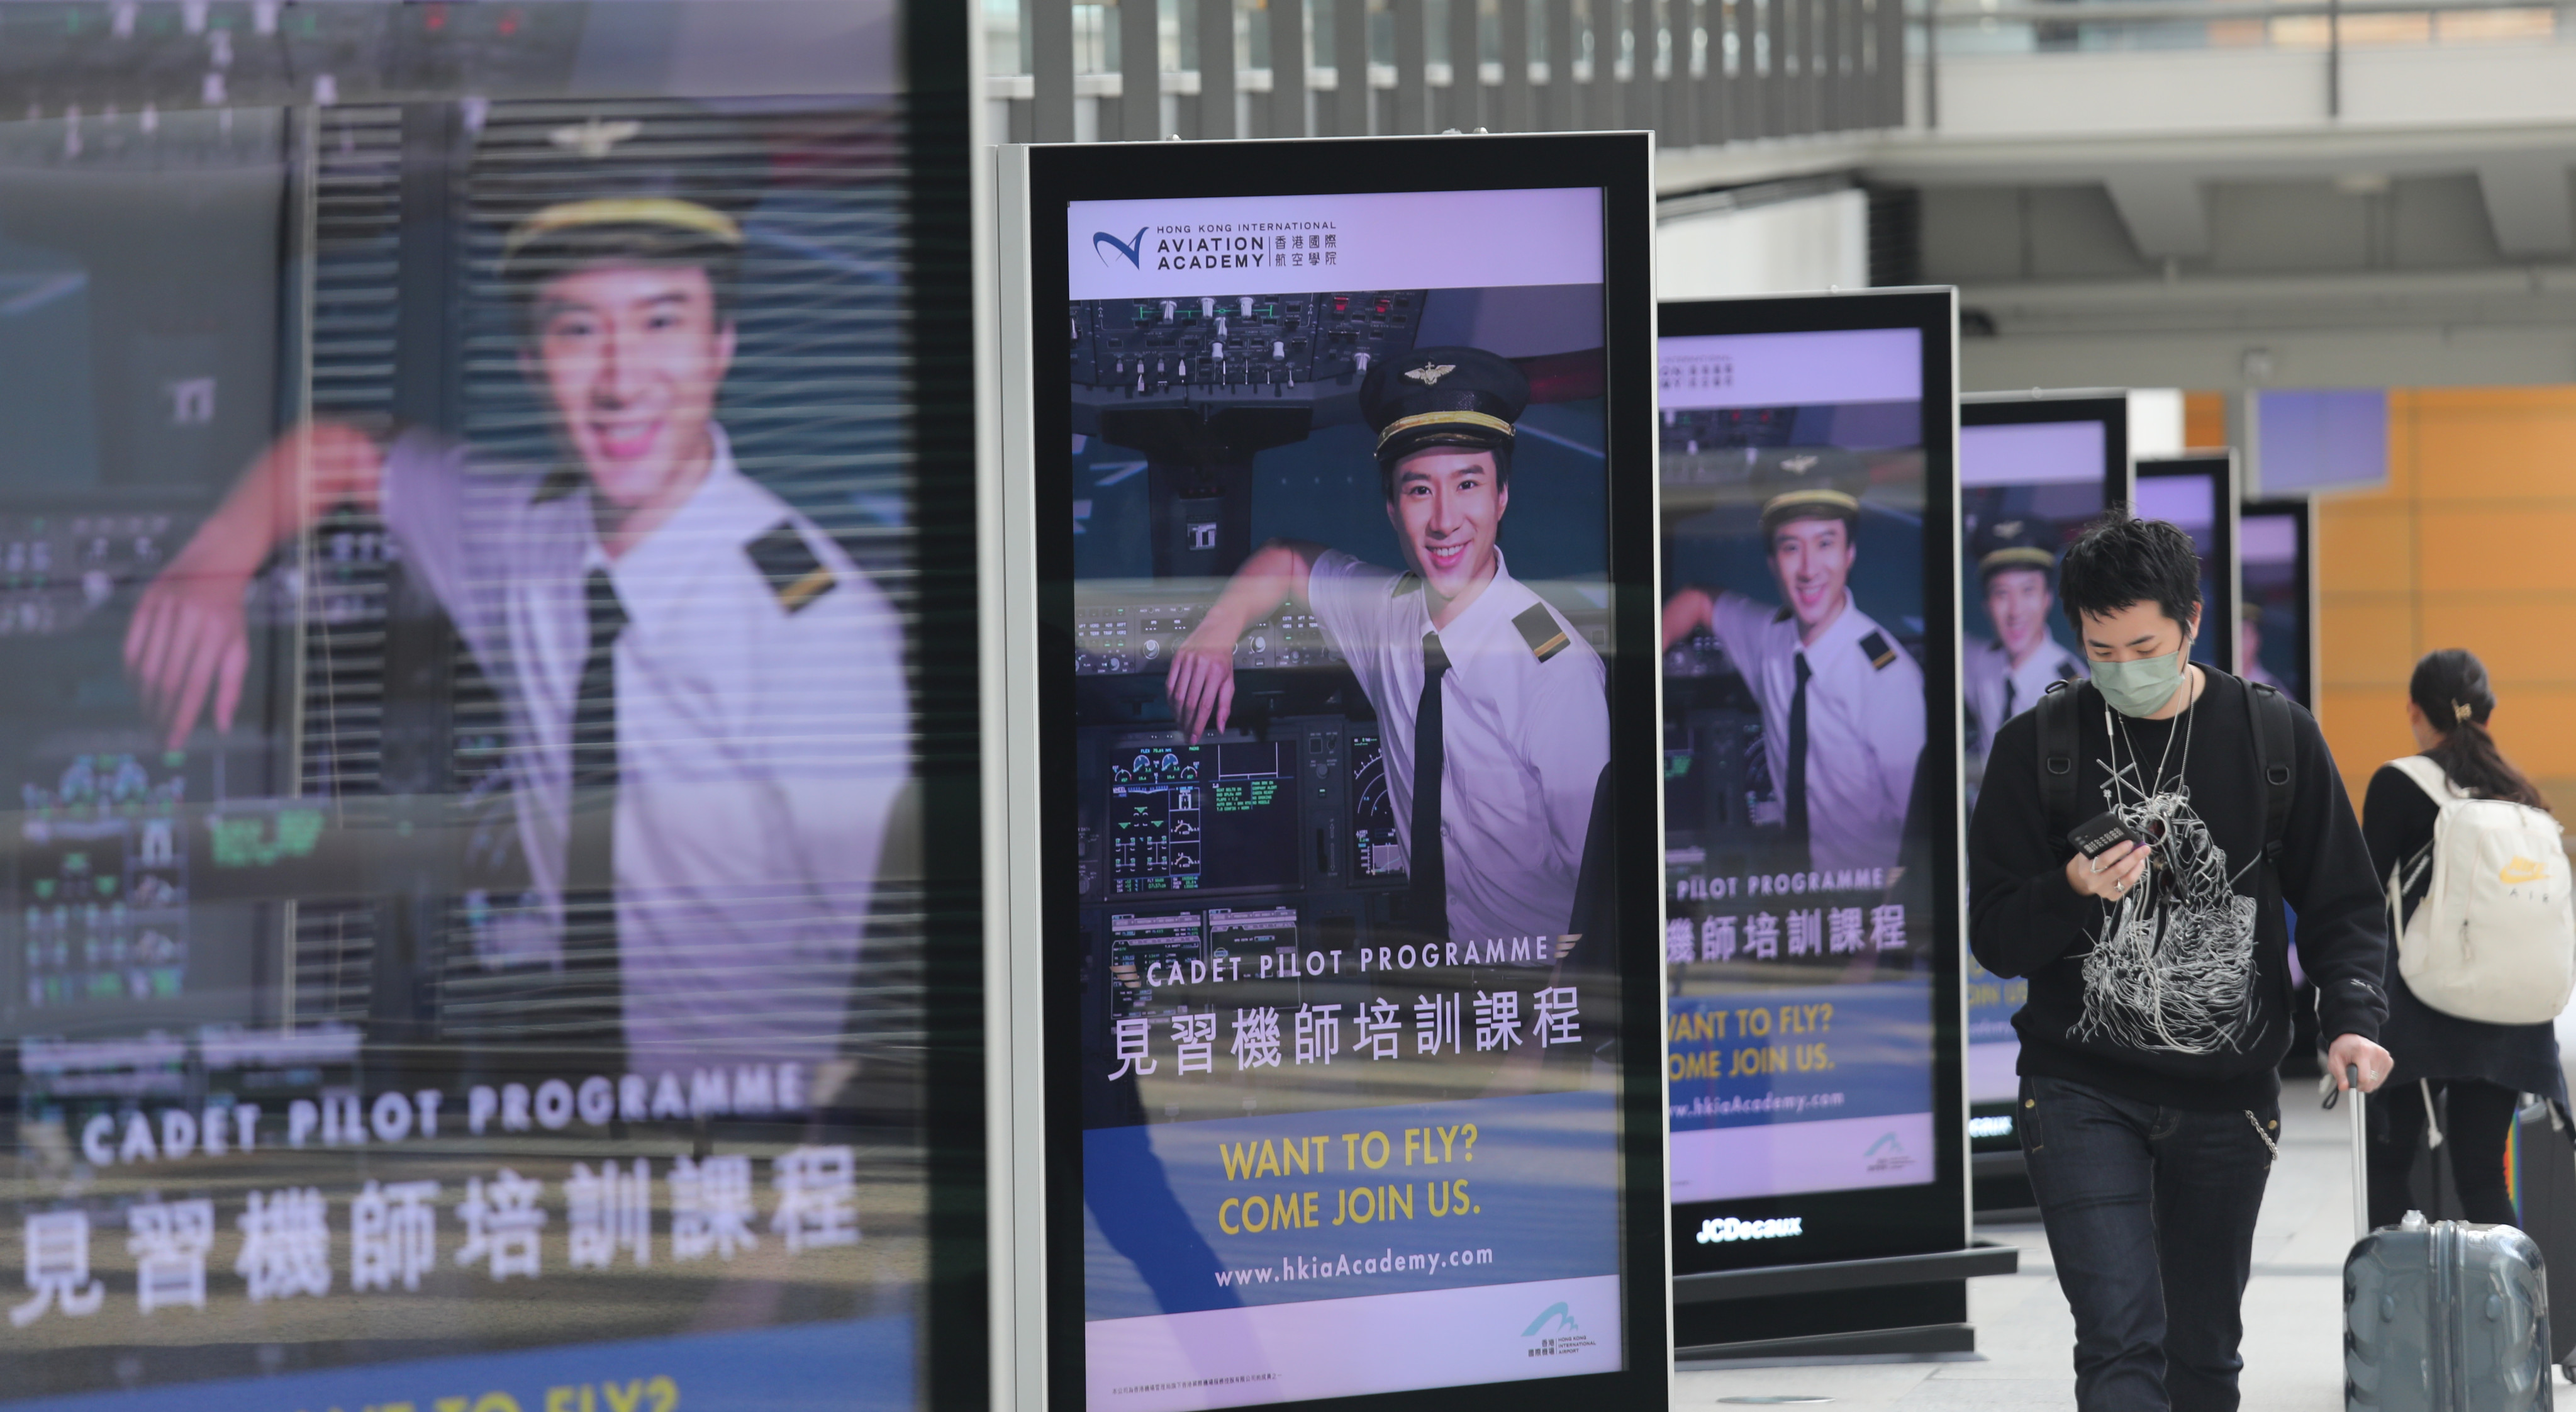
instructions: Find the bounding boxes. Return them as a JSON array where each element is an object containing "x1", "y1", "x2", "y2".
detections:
[
  {"x1": 1677, "y1": 1321, "x2": 1977, "y2": 1364},
  {"x1": 1671, "y1": 1241, "x2": 2020, "y2": 1361}
]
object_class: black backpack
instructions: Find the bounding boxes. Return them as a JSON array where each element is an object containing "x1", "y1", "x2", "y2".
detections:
[{"x1": 2033, "y1": 673, "x2": 2297, "y2": 872}]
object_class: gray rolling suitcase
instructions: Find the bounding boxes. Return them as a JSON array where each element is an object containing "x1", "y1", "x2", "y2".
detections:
[{"x1": 2339, "y1": 1067, "x2": 2556, "y2": 1409}]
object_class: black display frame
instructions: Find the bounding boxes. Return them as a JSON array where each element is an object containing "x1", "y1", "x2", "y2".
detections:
[
  {"x1": 1956, "y1": 393, "x2": 2132, "y2": 1178},
  {"x1": 2136, "y1": 453, "x2": 2243, "y2": 675},
  {"x1": 1022, "y1": 133, "x2": 1670, "y2": 1412},
  {"x1": 1655, "y1": 292, "x2": 1966, "y2": 1277},
  {"x1": 2238, "y1": 498, "x2": 2315, "y2": 709}
]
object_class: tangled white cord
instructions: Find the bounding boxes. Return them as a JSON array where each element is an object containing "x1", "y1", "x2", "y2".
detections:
[{"x1": 2071, "y1": 783, "x2": 2260, "y2": 1056}]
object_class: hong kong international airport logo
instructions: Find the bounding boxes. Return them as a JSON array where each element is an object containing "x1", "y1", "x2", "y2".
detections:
[{"x1": 1519, "y1": 1301, "x2": 1597, "y2": 1359}]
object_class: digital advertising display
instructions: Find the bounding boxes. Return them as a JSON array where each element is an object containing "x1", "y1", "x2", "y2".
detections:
[
  {"x1": 1656, "y1": 294, "x2": 1964, "y2": 1279},
  {"x1": 1955, "y1": 396, "x2": 2128, "y2": 1116},
  {"x1": 1009, "y1": 135, "x2": 1667, "y2": 1412},
  {"x1": 0, "y1": 7, "x2": 989, "y2": 1410},
  {"x1": 2239, "y1": 500, "x2": 2312, "y2": 707},
  {"x1": 2134, "y1": 454, "x2": 2241, "y2": 676}
]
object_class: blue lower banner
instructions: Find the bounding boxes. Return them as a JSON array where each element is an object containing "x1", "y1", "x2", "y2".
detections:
[
  {"x1": 1666, "y1": 980, "x2": 1936, "y2": 1203},
  {"x1": 1084, "y1": 1089, "x2": 1621, "y2": 1410},
  {"x1": 9, "y1": 1316, "x2": 912, "y2": 1412}
]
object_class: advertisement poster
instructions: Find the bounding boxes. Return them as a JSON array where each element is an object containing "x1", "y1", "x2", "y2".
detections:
[
  {"x1": 0, "y1": 14, "x2": 981, "y2": 1406},
  {"x1": 1053, "y1": 178, "x2": 1632, "y2": 1409},
  {"x1": 2239, "y1": 501, "x2": 2311, "y2": 706},
  {"x1": 2133, "y1": 456, "x2": 2239, "y2": 674},
  {"x1": 1955, "y1": 402, "x2": 2124, "y2": 1108},
  {"x1": 1656, "y1": 323, "x2": 1946, "y2": 1230}
]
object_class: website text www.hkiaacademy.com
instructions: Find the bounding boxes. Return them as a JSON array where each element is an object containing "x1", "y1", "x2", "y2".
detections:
[
  {"x1": 1668, "y1": 1091, "x2": 1846, "y2": 1121},
  {"x1": 1212, "y1": 1244, "x2": 1496, "y2": 1289}
]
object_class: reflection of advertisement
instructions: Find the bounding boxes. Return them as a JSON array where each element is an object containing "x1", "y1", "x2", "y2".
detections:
[
  {"x1": 1068, "y1": 184, "x2": 1621, "y2": 1408},
  {"x1": 1656, "y1": 329, "x2": 1936, "y2": 1204},
  {"x1": 3, "y1": 81, "x2": 937, "y2": 1404},
  {"x1": 1956, "y1": 414, "x2": 2116, "y2": 1102}
]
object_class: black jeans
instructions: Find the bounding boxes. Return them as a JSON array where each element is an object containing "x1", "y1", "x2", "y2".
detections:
[
  {"x1": 2019, "y1": 1075, "x2": 2279, "y2": 1412},
  {"x1": 2365, "y1": 1077, "x2": 2519, "y2": 1230}
]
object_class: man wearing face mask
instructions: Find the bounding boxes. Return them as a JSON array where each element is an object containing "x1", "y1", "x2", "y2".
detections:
[{"x1": 1968, "y1": 514, "x2": 2390, "y2": 1412}]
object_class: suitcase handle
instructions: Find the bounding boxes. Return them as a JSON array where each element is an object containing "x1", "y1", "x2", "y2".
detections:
[{"x1": 2334, "y1": 1063, "x2": 2368, "y2": 1241}]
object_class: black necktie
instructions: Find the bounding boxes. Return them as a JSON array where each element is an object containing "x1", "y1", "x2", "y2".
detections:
[
  {"x1": 1409, "y1": 632, "x2": 1451, "y2": 945},
  {"x1": 1784, "y1": 651, "x2": 1812, "y2": 869},
  {"x1": 564, "y1": 566, "x2": 627, "y2": 1054},
  {"x1": 2003, "y1": 675, "x2": 2018, "y2": 721}
]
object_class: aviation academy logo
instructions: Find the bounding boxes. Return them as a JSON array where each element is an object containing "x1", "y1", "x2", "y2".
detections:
[
  {"x1": 1084, "y1": 218, "x2": 1344, "y2": 275},
  {"x1": 1093, "y1": 226, "x2": 1147, "y2": 268},
  {"x1": 1519, "y1": 1301, "x2": 1598, "y2": 1359}
]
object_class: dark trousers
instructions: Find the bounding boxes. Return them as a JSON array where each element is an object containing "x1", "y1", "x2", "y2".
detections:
[
  {"x1": 2019, "y1": 1075, "x2": 2279, "y2": 1412},
  {"x1": 2365, "y1": 1077, "x2": 2519, "y2": 1230}
]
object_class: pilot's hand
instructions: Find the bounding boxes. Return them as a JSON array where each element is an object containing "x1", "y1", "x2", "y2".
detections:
[
  {"x1": 1165, "y1": 619, "x2": 1241, "y2": 744},
  {"x1": 1660, "y1": 587, "x2": 1714, "y2": 654},
  {"x1": 123, "y1": 422, "x2": 382, "y2": 751},
  {"x1": 126, "y1": 553, "x2": 252, "y2": 752}
]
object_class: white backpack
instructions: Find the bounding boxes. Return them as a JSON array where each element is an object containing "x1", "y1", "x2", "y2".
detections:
[{"x1": 2387, "y1": 755, "x2": 2576, "y2": 1024}]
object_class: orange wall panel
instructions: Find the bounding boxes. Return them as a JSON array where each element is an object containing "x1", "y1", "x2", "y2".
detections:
[
  {"x1": 2183, "y1": 391, "x2": 2228, "y2": 450},
  {"x1": 2319, "y1": 386, "x2": 2576, "y2": 812},
  {"x1": 2417, "y1": 509, "x2": 2576, "y2": 592}
]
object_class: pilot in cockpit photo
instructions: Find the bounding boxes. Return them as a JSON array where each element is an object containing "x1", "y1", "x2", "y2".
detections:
[{"x1": 1161, "y1": 346, "x2": 1608, "y2": 951}]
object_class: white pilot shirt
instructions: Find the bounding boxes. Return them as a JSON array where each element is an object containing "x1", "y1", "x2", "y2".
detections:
[
  {"x1": 382, "y1": 424, "x2": 910, "y2": 1079},
  {"x1": 1705, "y1": 590, "x2": 1925, "y2": 875},
  {"x1": 1306, "y1": 549, "x2": 1610, "y2": 946},
  {"x1": 1963, "y1": 636, "x2": 2082, "y2": 759}
]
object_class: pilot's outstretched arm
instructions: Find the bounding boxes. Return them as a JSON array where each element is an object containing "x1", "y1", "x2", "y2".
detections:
[
  {"x1": 125, "y1": 422, "x2": 386, "y2": 750},
  {"x1": 1166, "y1": 537, "x2": 1327, "y2": 742}
]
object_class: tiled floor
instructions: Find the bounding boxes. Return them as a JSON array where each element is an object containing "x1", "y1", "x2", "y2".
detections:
[{"x1": 1673, "y1": 1089, "x2": 2361, "y2": 1409}]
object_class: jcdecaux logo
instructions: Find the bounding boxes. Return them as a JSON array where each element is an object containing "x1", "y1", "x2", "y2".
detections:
[{"x1": 1696, "y1": 1215, "x2": 1803, "y2": 1244}]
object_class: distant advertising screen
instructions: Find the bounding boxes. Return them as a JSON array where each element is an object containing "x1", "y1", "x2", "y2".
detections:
[
  {"x1": 1656, "y1": 300, "x2": 1960, "y2": 1269},
  {"x1": 1956, "y1": 402, "x2": 2124, "y2": 1104},
  {"x1": 1030, "y1": 137, "x2": 1663, "y2": 1412},
  {"x1": 2239, "y1": 503, "x2": 2310, "y2": 706},
  {"x1": 2134, "y1": 456, "x2": 2239, "y2": 671}
]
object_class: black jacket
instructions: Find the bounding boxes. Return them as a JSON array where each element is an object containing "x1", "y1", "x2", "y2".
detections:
[{"x1": 1968, "y1": 672, "x2": 2389, "y2": 1110}]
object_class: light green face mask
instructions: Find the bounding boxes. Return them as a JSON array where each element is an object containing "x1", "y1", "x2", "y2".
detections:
[{"x1": 2090, "y1": 640, "x2": 2193, "y2": 718}]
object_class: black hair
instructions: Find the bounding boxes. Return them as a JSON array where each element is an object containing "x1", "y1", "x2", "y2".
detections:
[
  {"x1": 2056, "y1": 512, "x2": 2202, "y2": 636},
  {"x1": 2410, "y1": 648, "x2": 2550, "y2": 810},
  {"x1": 1380, "y1": 442, "x2": 1512, "y2": 503}
]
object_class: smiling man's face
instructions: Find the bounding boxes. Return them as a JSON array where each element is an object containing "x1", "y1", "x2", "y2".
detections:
[
  {"x1": 528, "y1": 262, "x2": 735, "y2": 517},
  {"x1": 1985, "y1": 566, "x2": 2055, "y2": 660},
  {"x1": 1385, "y1": 447, "x2": 1508, "y2": 607},
  {"x1": 1769, "y1": 515, "x2": 1856, "y2": 636}
]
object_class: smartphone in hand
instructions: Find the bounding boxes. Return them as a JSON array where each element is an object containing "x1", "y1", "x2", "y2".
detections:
[{"x1": 2069, "y1": 809, "x2": 2149, "y2": 861}]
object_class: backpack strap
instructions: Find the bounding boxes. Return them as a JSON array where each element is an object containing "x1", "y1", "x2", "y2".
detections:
[
  {"x1": 2243, "y1": 676, "x2": 2296, "y2": 871},
  {"x1": 2034, "y1": 679, "x2": 2084, "y2": 846},
  {"x1": 2389, "y1": 754, "x2": 2463, "y2": 804}
]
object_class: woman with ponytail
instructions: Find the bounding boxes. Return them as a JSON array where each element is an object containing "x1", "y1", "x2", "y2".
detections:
[{"x1": 2363, "y1": 648, "x2": 2563, "y2": 1228}]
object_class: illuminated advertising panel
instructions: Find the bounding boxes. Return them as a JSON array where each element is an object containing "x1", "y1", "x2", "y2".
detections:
[
  {"x1": 2134, "y1": 454, "x2": 2242, "y2": 675},
  {"x1": 0, "y1": 6, "x2": 986, "y2": 1409},
  {"x1": 1006, "y1": 134, "x2": 1667, "y2": 1412},
  {"x1": 1956, "y1": 397, "x2": 2129, "y2": 1113},
  {"x1": 2238, "y1": 501, "x2": 2312, "y2": 708},
  {"x1": 1656, "y1": 294, "x2": 1964, "y2": 1280}
]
